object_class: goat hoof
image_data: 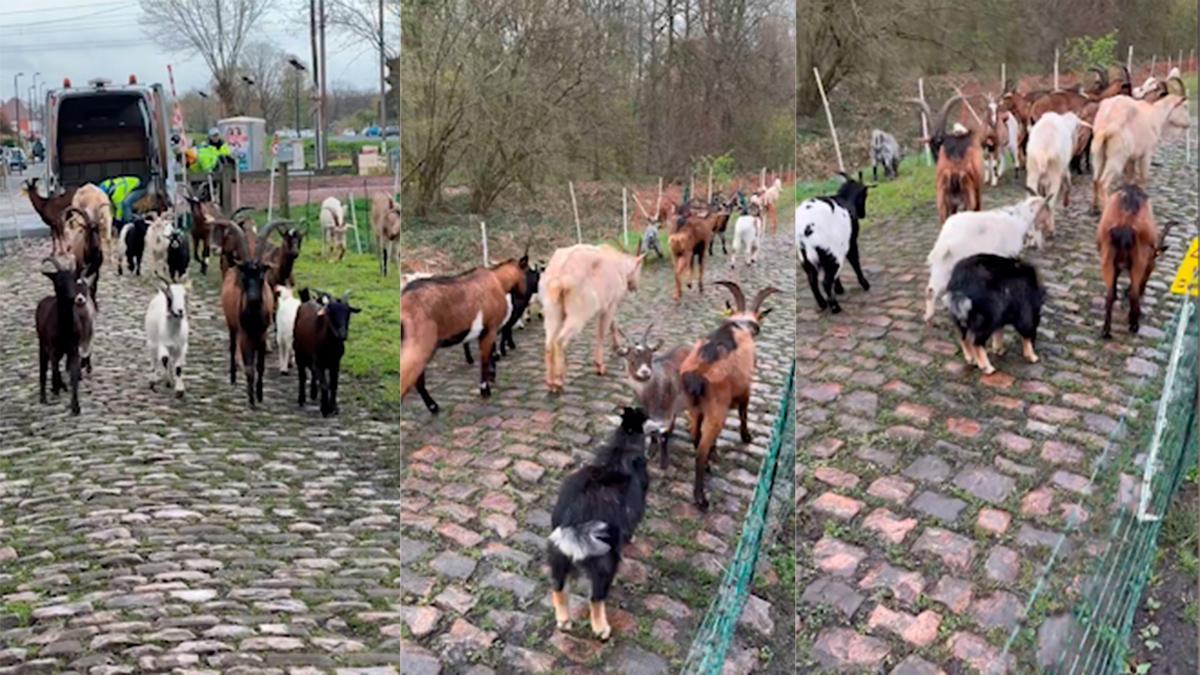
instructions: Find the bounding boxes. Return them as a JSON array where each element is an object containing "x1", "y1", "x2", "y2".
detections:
[
  {"x1": 981, "y1": 366, "x2": 996, "y2": 375},
  {"x1": 592, "y1": 624, "x2": 612, "y2": 641},
  {"x1": 830, "y1": 304, "x2": 842, "y2": 314},
  {"x1": 860, "y1": 281, "x2": 871, "y2": 291},
  {"x1": 556, "y1": 619, "x2": 571, "y2": 631},
  {"x1": 480, "y1": 384, "x2": 491, "y2": 398},
  {"x1": 175, "y1": 390, "x2": 185, "y2": 399},
  {"x1": 694, "y1": 495, "x2": 709, "y2": 511},
  {"x1": 741, "y1": 431, "x2": 753, "y2": 443},
  {"x1": 71, "y1": 405, "x2": 80, "y2": 416}
]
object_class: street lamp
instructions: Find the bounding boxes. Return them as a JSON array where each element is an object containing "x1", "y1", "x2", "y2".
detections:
[
  {"x1": 13, "y1": 72, "x2": 23, "y2": 146},
  {"x1": 287, "y1": 57, "x2": 307, "y2": 138},
  {"x1": 197, "y1": 91, "x2": 210, "y2": 130}
]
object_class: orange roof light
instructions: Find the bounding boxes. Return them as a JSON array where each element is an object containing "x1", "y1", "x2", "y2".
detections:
[
  {"x1": 129, "y1": 74, "x2": 138, "y2": 84},
  {"x1": 62, "y1": 78, "x2": 71, "y2": 88}
]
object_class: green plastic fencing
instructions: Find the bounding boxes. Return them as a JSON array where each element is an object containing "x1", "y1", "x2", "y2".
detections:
[
  {"x1": 1059, "y1": 296, "x2": 1198, "y2": 674},
  {"x1": 998, "y1": 295, "x2": 1198, "y2": 672},
  {"x1": 682, "y1": 362, "x2": 796, "y2": 673}
]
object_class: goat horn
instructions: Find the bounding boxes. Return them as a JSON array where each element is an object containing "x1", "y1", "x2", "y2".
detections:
[
  {"x1": 1167, "y1": 76, "x2": 1187, "y2": 97},
  {"x1": 629, "y1": 191, "x2": 652, "y2": 220},
  {"x1": 952, "y1": 87, "x2": 985, "y2": 127},
  {"x1": 903, "y1": 97, "x2": 933, "y2": 120},
  {"x1": 641, "y1": 322, "x2": 654, "y2": 344},
  {"x1": 1121, "y1": 65, "x2": 1132, "y2": 84},
  {"x1": 749, "y1": 286, "x2": 781, "y2": 313},
  {"x1": 715, "y1": 280, "x2": 746, "y2": 312},
  {"x1": 1088, "y1": 67, "x2": 1108, "y2": 88},
  {"x1": 61, "y1": 206, "x2": 89, "y2": 226},
  {"x1": 41, "y1": 256, "x2": 65, "y2": 272}
]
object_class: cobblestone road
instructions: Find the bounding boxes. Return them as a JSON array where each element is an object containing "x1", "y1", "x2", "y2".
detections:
[
  {"x1": 400, "y1": 219, "x2": 797, "y2": 674},
  {"x1": 0, "y1": 242, "x2": 402, "y2": 673},
  {"x1": 796, "y1": 143, "x2": 1196, "y2": 672}
]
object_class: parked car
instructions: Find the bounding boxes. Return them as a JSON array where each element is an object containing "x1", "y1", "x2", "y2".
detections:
[
  {"x1": 384, "y1": 125, "x2": 399, "y2": 138},
  {"x1": 6, "y1": 147, "x2": 28, "y2": 172},
  {"x1": 362, "y1": 126, "x2": 381, "y2": 137}
]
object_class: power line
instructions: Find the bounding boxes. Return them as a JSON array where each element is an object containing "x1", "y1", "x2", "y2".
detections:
[
  {"x1": 0, "y1": 3, "x2": 133, "y2": 28},
  {"x1": 0, "y1": 0, "x2": 123, "y2": 16}
]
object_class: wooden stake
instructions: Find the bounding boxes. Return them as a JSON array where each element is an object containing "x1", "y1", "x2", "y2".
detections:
[
  {"x1": 1151, "y1": 54, "x2": 1157, "y2": 77},
  {"x1": 707, "y1": 165, "x2": 713, "y2": 201},
  {"x1": 918, "y1": 78, "x2": 932, "y2": 165},
  {"x1": 480, "y1": 221, "x2": 489, "y2": 266},
  {"x1": 1128, "y1": 45, "x2": 1134, "y2": 75},
  {"x1": 349, "y1": 191, "x2": 362, "y2": 254},
  {"x1": 760, "y1": 167, "x2": 766, "y2": 189},
  {"x1": 1001, "y1": 63, "x2": 1006, "y2": 90},
  {"x1": 813, "y1": 67, "x2": 845, "y2": 173},
  {"x1": 630, "y1": 190, "x2": 651, "y2": 220},
  {"x1": 655, "y1": 177, "x2": 663, "y2": 217},
  {"x1": 622, "y1": 187, "x2": 629, "y2": 247},
  {"x1": 569, "y1": 181, "x2": 581, "y2": 244},
  {"x1": 1054, "y1": 48, "x2": 1060, "y2": 91},
  {"x1": 690, "y1": 173, "x2": 695, "y2": 200},
  {"x1": 266, "y1": 155, "x2": 277, "y2": 224}
]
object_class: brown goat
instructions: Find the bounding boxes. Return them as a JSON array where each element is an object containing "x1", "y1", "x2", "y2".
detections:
[
  {"x1": 23, "y1": 178, "x2": 78, "y2": 256},
  {"x1": 668, "y1": 208, "x2": 719, "y2": 301},
  {"x1": 1029, "y1": 90, "x2": 1092, "y2": 125},
  {"x1": 370, "y1": 192, "x2": 402, "y2": 275},
  {"x1": 1096, "y1": 185, "x2": 1171, "y2": 339},
  {"x1": 36, "y1": 257, "x2": 92, "y2": 415},
  {"x1": 679, "y1": 281, "x2": 779, "y2": 510},
  {"x1": 221, "y1": 256, "x2": 277, "y2": 407},
  {"x1": 910, "y1": 96, "x2": 984, "y2": 223},
  {"x1": 401, "y1": 254, "x2": 530, "y2": 413},
  {"x1": 259, "y1": 221, "x2": 304, "y2": 288}
]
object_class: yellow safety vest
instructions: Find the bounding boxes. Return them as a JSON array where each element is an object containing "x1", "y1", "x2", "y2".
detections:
[{"x1": 98, "y1": 176, "x2": 141, "y2": 220}]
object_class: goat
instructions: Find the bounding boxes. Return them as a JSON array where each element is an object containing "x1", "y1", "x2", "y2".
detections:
[
  {"x1": 464, "y1": 264, "x2": 541, "y2": 363},
  {"x1": 1025, "y1": 112, "x2": 1085, "y2": 233},
  {"x1": 371, "y1": 192, "x2": 402, "y2": 276},
  {"x1": 220, "y1": 255, "x2": 277, "y2": 408},
  {"x1": 547, "y1": 407, "x2": 649, "y2": 641},
  {"x1": 166, "y1": 228, "x2": 190, "y2": 281},
  {"x1": 616, "y1": 325, "x2": 687, "y2": 470},
  {"x1": 36, "y1": 257, "x2": 91, "y2": 415},
  {"x1": 184, "y1": 194, "x2": 228, "y2": 275},
  {"x1": 730, "y1": 206, "x2": 763, "y2": 268},
  {"x1": 294, "y1": 292, "x2": 361, "y2": 416},
  {"x1": 796, "y1": 173, "x2": 872, "y2": 313},
  {"x1": 679, "y1": 282, "x2": 779, "y2": 510},
  {"x1": 1091, "y1": 78, "x2": 1190, "y2": 213},
  {"x1": 1085, "y1": 66, "x2": 1132, "y2": 101},
  {"x1": 401, "y1": 255, "x2": 530, "y2": 412},
  {"x1": 912, "y1": 96, "x2": 983, "y2": 222},
  {"x1": 983, "y1": 95, "x2": 1009, "y2": 185},
  {"x1": 924, "y1": 192, "x2": 1052, "y2": 322},
  {"x1": 144, "y1": 212, "x2": 175, "y2": 280},
  {"x1": 667, "y1": 207, "x2": 719, "y2": 301},
  {"x1": 540, "y1": 245, "x2": 644, "y2": 393},
  {"x1": 756, "y1": 178, "x2": 783, "y2": 234},
  {"x1": 1029, "y1": 90, "x2": 1092, "y2": 126},
  {"x1": 144, "y1": 275, "x2": 190, "y2": 397},
  {"x1": 1133, "y1": 77, "x2": 1169, "y2": 102},
  {"x1": 944, "y1": 254, "x2": 1044, "y2": 376},
  {"x1": 1096, "y1": 185, "x2": 1172, "y2": 338},
  {"x1": 1069, "y1": 101, "x2": 1100, "y2": 176},
  {"x1": 259, "y1": 221, "x2": 304, "y2": 288},
  {"x1": 117, "y1": 217, "x2": 149, "y2": 276},
  {"x1": 707, "y1": 194, "x2": 735, "y2": 256},
  {"x1": 276, "y1": 285, "x2": 301, "y2": 374},
  {"x1": 63, "y1": 207, "x2": 103, "y2": 309},
  {"x1": 320, "y1": 197, "x2": 349, "y2": 261},
  {"x1": 70, "y1": 183, "x2": 115, "y2": 258},
  {"x1": 871, "y1": 129, "x2": 903, "y2": 180},
  {"x1": 22, "y1": 178, "x2": 77, "y2": 255}
]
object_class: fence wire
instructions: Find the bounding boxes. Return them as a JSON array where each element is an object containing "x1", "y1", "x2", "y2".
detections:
[{"x1": 682, "y1": 362, "x2": 795, "y2": 673}]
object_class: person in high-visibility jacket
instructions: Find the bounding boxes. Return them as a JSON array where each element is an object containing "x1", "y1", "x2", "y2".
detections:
[
  {"x1": 98, "y1": 175, "x2": 146, "y2": 225},
  {"x1": 190, "y1": 127, "x2": 233, "y2": 175}
]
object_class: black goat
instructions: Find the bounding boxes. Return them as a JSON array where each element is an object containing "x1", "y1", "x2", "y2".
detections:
[
  {"x1": 118, "y1": 217, "x2": 149, "y2": 276},
  {"x1": 547, "y1": 407, "x2": 649, "y2": 641},
  {"x1": 35, "y1": 257, "x2": 92, "y2": 415},
  {"x1": 945, "y1": 253, "x2": 1044, "y2": 376},
  {"x1": 294, "y1": 291, "x2": 361, "y2": 416},
  {"x1": 167, "y1": 229, "x2": 190, "y2": 281}
]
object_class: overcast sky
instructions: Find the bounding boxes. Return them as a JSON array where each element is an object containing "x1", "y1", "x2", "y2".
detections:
[{"x1": 0, "y1": 0, "x2": 389, "y2": 104}]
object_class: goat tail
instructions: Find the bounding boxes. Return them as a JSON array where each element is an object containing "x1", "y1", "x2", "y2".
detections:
[
  {"x1": 549, "y1": 521, "x2": 610, "y2": 562},
  {"x1": 681, "y1": 371, "x2": 707, "y2": 403},
  {"x1": 1109, "y1": 225, "x2": 1136, "y2": 257},
  {"x1": 946, "y1": 292, "x2": 973, "y2": 323},
  {"x1": 1090, "y1": 129, "x2": 1110, "y2": 182}
]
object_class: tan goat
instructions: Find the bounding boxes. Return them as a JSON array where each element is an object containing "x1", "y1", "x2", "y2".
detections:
[{"x1": 540, "y1": 244, "x2": 645, "y2": 393}]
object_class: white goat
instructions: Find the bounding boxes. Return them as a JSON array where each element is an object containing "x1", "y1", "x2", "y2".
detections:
[
  {"x1": 275, "y1": 285, "x2": 301, "y2": 375},
  {"x1": 923, "y1": 195, "x2": 1053, "y2": 323},
  {"x1": 540, "y1": 244, "x2": 645, "y2": 392},
  {"x1": 320, "y1": 196, "x2": 349, "y2": 261},
  {"x1": 1025, "y1": 111, "x2": 1084, "y2": 234},
  {"x1": 796, "y1": 176, "x2": 872, "y2": 313},
  {"x1": 1091, "y1": 81, "x2": 1190, "y2": 211},
  {"x1": 730, "y1": 212, "x2": 763, "y2": 267},
  {"x1": 144, "y1": 278, "x2": 190, "y2": 397}
]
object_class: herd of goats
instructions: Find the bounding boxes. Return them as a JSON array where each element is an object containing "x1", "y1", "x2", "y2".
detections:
[
  {"x1": 798, "y1": 64, "x2": 1190, "y2": 374},
  {"x1": 22, "y1": 177, "x2": 403, "y2": 417}
]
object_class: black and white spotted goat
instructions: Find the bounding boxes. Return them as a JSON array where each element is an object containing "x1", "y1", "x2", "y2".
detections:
[{"x1": 795, "y1": 172, "x2": 873, "y2": 313}]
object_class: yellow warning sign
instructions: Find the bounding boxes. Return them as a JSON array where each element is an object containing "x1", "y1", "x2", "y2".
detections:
[{"x1": 1171, "y1": 237, "x2": 1199, "y2": 296}]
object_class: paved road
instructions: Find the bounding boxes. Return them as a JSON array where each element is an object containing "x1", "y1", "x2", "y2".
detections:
[
  {"x1": 796, "y1": 142, "x2": 1196, "y2": 672},
  {"x1": 400, "y1": 218, "x2": 797, "y2": 673},
  {"x1": 0, "y1": 241, "x2": 401, "y2": 672}
]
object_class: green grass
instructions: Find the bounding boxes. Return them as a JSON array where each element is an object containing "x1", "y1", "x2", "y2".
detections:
[
  {"x1": 239, "y1": 202, "x2": 399, "y2": 404},
  {"x1": 795, "y1": 154, "x2": 937, "y2": 223}
]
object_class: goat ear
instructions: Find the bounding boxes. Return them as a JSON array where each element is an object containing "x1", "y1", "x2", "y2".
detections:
[
  {"x1": 759, "y1": 307, "x2": 774, "y2": 320},
  {"x1": 349, "y1": 305, "x2": 362, "y2": 313}
]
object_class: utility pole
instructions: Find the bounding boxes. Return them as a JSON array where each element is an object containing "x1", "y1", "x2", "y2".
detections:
[
  {"x1": 318, "y1": 0, "x2": 329, "y2": 170},
  {"x1": 378, "y1": 0, "x2": 386, "y2": 153},
  {"x1": 310, "y1": 0, "x2": 323, "y2": 170}
]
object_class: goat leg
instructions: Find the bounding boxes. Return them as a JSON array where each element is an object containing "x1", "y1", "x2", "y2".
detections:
[
  {"x1": 821, "y1": 264, "x2": 841, "y2": 314},
  {"x1": 51, "y1": 354, "x2": 64, "y2": 395},
  {"x1": 256, "y1": 344, "x2": 266, "y2": 403},
  {"x1": 801, "y1": 259, "x2": 826, "y2": 310},
  {"x1": 478, "y1": 330, "x2": 497, "y2": 397},
  {"x1": 39, "y1": 346, "x2": 49, "y2": 404},
  {"x1": 592, "y1": 316, "x2": 608, "y2": 376},
  {"x1": 415, "y1": 371, "x2": 439, "y2": 413},
  {"x1": 1022, "y1": 337, "x2": 1040, "y2": 363},
  {"x1": 244, "y1": 345, "x2": 257, "y2": 409},
  {"x1": 692, "y1": 414, "x2": 723, "y2": 511},
  {"x1": 1101, "y1": 274, "x2": 1117, "y2": 339},
  {"x1": 463, "y1": 342, "x2": 474, "y2": 365},
  {"x1": 737, "y1": 396, "x2": 752, "y2": 443},
  {"x1": 298, "y1": 362, "x2": 308, "y2": 407},
  {"x1": 329, "y1": 366, "x2": 340, "y2": 416},
  {"x1": 228, "y1": 329, "x2": 238, "y2": 385},
  {"x1": 1128, "y1": 284, "x2": 1142, "y2": 334},
  {"x1": 847, "y1": 243, "x2": 871, "y2": 291},
  {"x1": 68, "y1": 349, "x2": 81, "y2": 416}
]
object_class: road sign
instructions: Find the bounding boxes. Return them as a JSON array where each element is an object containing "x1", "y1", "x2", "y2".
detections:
[{"x1": 1170, "y1": 237, "x2": 1198, "y2": 296}]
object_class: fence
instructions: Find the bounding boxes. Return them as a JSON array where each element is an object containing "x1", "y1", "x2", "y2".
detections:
[{"x1": 682, "y1": 362, "x2": 796, "y2": 673}]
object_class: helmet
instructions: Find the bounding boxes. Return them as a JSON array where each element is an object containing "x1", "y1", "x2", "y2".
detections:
[{"x1": 207, "y1": 127, "x2": 220, "y2": 137}]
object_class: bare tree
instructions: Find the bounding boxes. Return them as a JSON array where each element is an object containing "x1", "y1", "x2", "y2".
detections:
[
  {"x1": 237, "y1": 42, "x2": 288, "y2": 130},
  {"x1": 138, "y1": 0, "x2": 276, "y2": 116}
]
